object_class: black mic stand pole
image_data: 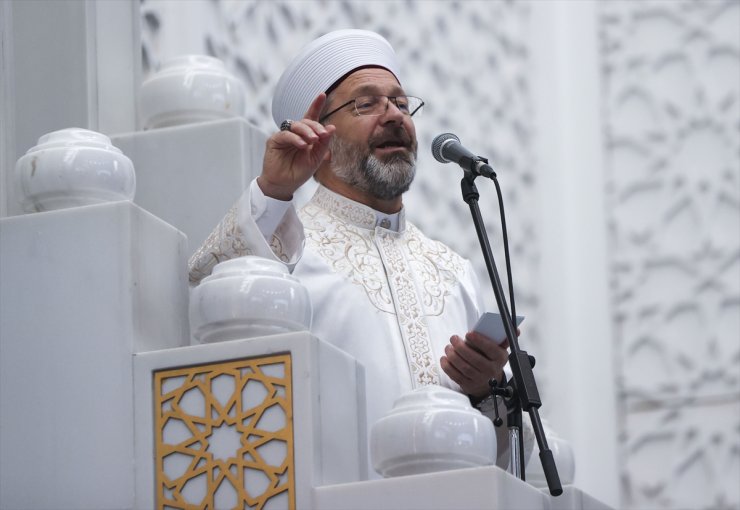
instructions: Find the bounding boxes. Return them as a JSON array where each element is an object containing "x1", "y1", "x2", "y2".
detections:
[{"x1": 459, "y1": 172, "x2": 563, "y2": 497}]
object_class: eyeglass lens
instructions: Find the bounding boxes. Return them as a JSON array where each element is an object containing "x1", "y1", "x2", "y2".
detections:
[{"x1": 354, "y1": 96, "x2": 423, "y2": 116}]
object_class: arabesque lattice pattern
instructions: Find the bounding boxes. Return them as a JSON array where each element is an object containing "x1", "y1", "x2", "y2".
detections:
[
  {"x1": 154, "y1": 354, "x2": 294, "y2": 509},
  {"x1": 601, "y1": 1, "x2": 740, "y2": 508}
]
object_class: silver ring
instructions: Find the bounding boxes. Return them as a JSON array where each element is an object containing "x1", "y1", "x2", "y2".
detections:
[{"x1": 280, "y1": 119, "x2": 293, "y2": 132}]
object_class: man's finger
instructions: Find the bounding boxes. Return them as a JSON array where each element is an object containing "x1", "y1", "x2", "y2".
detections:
[
  {"x1": 302, "y1": 119, "x2": 332, "y2": 136},
  {"x1": 272, "y1": 130, "x2": 309, "y2": 149},
  {"x1": 304, "y1": 93, "x2": 327, "y2": 122},
  {"x1": 451, "y1": 336, "x2": 492, "y2": 373},
  {"x1": 465, "y1": 331, "x2": 505, "y2": 357},
  {"x1": 440, "y1": 354, "x2": 472, "y2": 384},
  {"x1": 283, "y1": 121, "x2": 320, "y2": 144},
  {"x1": 448, "y1": 341, "x2": 492, "y2": 380}
]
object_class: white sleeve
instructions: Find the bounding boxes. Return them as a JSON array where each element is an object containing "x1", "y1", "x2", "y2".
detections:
[
  {"x1": 188, "y1": 179, "x2": 305, "y2": 286},
  {"x1": 237, "y1": 179, "x2": 304, "y2": 270}
]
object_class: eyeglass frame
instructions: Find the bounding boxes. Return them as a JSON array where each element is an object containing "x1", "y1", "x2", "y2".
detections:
[{"x1": 319, "y1": 95, "x2": 425, "y2": 123}]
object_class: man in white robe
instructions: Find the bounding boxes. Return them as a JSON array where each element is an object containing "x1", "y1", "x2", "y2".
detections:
[{"x1": 189, "y1": 29, "x2": 532, "y2": 475}]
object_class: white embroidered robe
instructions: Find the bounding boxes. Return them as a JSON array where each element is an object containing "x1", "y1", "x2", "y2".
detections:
[{"x1": 189, "y1": 182, "x2": 530, "y2": 473}]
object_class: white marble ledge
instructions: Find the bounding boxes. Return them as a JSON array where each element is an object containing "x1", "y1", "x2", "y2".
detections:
[
  {"x1": 544, "y1": 485, "x2": 615, "y2": 510},
  {"x1": 312, "y1": 465, "x2": 549, "y2": 510},
  {"x1": 0, "y1": 200, "x2": 190, "y2": 354}
]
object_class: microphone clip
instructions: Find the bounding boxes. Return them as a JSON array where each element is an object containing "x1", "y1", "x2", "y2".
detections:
[{"x1": 468, "y1": 156, "x2": 496, "y2": 180}]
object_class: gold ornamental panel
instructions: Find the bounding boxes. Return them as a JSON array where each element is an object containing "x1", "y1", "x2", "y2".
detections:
[{"x1": 154, "y1": 353, "x2": 294, "y2": 509}]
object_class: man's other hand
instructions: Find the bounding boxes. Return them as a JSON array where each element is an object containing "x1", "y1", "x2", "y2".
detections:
[{"x1": 440, "y1": 331, "x2": 510, "y2": 400}]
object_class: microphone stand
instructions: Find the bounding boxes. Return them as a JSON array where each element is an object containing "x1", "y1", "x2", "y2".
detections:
[{"x1": 459, "y1": 170, "x2": 563, "y2": 497}]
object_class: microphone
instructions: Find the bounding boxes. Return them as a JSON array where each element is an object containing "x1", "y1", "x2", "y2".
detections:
[{"x1": 431, "y1": 133, "x2": 495, "y2": 178}]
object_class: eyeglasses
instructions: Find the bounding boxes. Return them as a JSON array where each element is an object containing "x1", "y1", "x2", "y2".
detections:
[{"x1": 319, "y1": 95, "x2": 425, "y2": 123}]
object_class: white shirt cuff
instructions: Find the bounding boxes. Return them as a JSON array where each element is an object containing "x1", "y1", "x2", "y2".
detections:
[{"x1": 250, "y1": 179, "x2": 293, "y2": 239}]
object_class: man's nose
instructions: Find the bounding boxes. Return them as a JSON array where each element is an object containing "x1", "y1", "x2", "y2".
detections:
[{"x1": 380, "y1": 99, "x2": 406, "y2": 123}]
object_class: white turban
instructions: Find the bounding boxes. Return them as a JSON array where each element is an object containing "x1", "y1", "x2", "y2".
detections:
[{"x1": 271, "y1": 29, "x2": 401, "y2": 127}]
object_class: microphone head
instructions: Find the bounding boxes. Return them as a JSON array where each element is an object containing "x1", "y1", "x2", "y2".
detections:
[{"x1": 431, "y1": 133, "x2": 460, "y2": 163}]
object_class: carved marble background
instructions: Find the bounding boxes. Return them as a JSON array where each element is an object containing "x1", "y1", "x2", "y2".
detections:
[
  {"x1": 140, "y1": 1, "x2": 740, "y2": 508},
  {"x1": 601, "y1": 0, "x2": 739, "y2": 508}
]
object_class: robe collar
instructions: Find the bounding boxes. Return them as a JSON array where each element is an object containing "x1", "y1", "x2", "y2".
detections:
[{"x1": 311, "y1": 185, "x2": 406, "y2": 233}]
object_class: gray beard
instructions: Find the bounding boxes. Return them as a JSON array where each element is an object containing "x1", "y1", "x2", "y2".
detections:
[{"x1": 330, "y1": 135, "x2": 417, "y2": 201}]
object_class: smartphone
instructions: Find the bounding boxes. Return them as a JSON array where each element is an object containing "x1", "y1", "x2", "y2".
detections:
[{"x1": 473, "y1": 312, "x2": 525, "y2": 345}]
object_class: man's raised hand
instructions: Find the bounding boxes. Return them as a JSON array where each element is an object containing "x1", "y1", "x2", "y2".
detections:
[{"x1": 257, "y1": 93, "x2": 335, "y2": 201}]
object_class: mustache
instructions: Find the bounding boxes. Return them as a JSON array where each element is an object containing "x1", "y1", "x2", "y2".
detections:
[{"x1": 368, "y1": 126, "x2": 415, "y2": 150}]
